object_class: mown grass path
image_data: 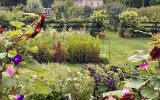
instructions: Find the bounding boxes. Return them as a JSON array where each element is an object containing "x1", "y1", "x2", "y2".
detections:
[{"x1": 100, "y1": 30, "x2": 152, "y2": 64}]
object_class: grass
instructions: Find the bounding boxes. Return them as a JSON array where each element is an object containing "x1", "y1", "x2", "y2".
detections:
[{"x1": 100, "y1": 30, "x2": 152, "y2": 65}]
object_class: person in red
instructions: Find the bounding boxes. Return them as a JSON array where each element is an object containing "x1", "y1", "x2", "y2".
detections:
[{"x1": 27, "y1": 13, "x2": 46, "y2": 39}]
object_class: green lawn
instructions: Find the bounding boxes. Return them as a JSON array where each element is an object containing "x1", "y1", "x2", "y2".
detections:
[{"x1": 100, "y1": 30, "x2": 152, "y2": 65}]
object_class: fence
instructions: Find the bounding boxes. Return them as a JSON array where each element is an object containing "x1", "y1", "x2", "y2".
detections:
[
  {"x1": 23, "y1": 20, "x2": 104, "y2": 36},
  {"x1": 119, "y1": 21, "x2": 160, "y2": 37}
]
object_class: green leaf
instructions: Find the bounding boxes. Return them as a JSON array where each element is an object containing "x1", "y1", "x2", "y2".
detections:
[
  {"x1": 103, "y1": 90, "x2": 123, "y2": 97},
  {"x1": 125, "y1": 77, "x2": 147, "y2": 89},
  {"x1": 23, "y1": 13, "x2": 39, "y2": 17},
  {"x1": 139, "y1": 68, "x2": 153, "y2": 76},
  {"x1": 10, "y1": 21, "x2": 25, "y2": 28},
  {"x1": 141, "y1": 86, "x2": 157, "y2": 99},
  {"x1": 2, "y1": 76, "x2": 15, "y2": 88},
  {"x1": 150, "y1": 76, "x2": 160, "y2": 89},
  {"x1": 9, "y1": 30, "x2": 22, "y2": 36},
  {"x1": 155, "y1": 66, "x2": 160, "y2": 73},
  {"x1": 29, "y1": 46, "x2": 38, "y2": 53},
  {"x1": 0, "y1": 53, "x2": 7, "y2": 59},
  {"x1": 22, "y1": 56, "x2": 43, "y2": 73},
  {"x1": 8, "y1": 49, "x2": 17, "y2": 58},
  {"x1": 128, "y1": 54, "x2": 149, "y2": 62},
  {"x1": 25, "y1": 28, "x2": 34, "y2": 35}
]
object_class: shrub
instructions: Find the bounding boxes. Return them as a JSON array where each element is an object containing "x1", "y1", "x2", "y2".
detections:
[
  {"x1": 119, "y1": 11, "x2": 139, "y2": 27},
  {"x1": 90, "y1": 10, "x2": 109, "y2": 31},
  {"x1": 45, "y1": 64, "x2": 94, "y2": 100},
  {"x1": 64, "y1": 32, "x2": 100, "y2": 63},
  {"x1": 16, "y1": 64, "x2": 94, "y2": 100},
  {"x1": 29, "y1": 30, "x2": 100, "y2": 64},
  {"x1": 0, "y1": 10, "x2": 23, "y2": 21},
  {"x1": 128, "y1": 6, "x2": 160, "y2": 21},
  {"x1": 107, "y1": 2, "x2": 125, "y2": 31},
  {"x1": 28, "y1": 29, "x2": 56, "y2": 63}
]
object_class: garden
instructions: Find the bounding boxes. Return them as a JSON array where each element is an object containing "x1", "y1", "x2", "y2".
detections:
[{"x1": 0, "y1": 0, "x2": 160, "y2": 100}]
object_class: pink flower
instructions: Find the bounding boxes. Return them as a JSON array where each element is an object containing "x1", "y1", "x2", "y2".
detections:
[
  {"x1": 7, "y1": 66, "x2": 14, "y2": 76},
  {"x1": 140, "y1": 62, "x2": 148, "y2": 69},
  {"x1": 123, "y1": 88, "x2": 131, "y2": 95},
  {"x1": 107, "y1": 96, "x2": 116, "y2": 100},
  {"x1": 120, "y1": 88, "x2": 134, "y2": 100}
]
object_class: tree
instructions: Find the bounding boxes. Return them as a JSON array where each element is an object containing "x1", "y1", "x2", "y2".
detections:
[
  {"x1": 26, "y1": 0, "x2": 43, "y2": 13},
  {"x1": 1, "y1": 0, "x2": 26, "y2": 7},
  {"x1": 41, "y1": 0, "x2": 54, "y2": 8}
]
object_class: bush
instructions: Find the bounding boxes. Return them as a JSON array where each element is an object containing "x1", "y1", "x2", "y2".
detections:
[
  {"x1": 17, "y1": 64, "x2": 94, "y2": 100},
  {"x1": 0, "y1": 10, "x2": 23, "y2": 21},
  {"x1": 90, "y1": 10, "x2": 109, "y2": 31},
  {"x1": 107, "y1": 2, "x2": 125, "y2": 31},
  {"x1": 119, "y1": 11, "x2": 139, "y2": 27},
  {"x1": 28, "y1": 29, "x2": 56, "y2": 63},
  {"x1": 50, "y1": 64, "x2": 94, "y2": 100},
  {"x1": 63, "y1": 32, "x2": 100, "y2": 63},
  {"x1": 128, "y1": 6, "x2": 160, "y2": 21},
  {"x1": 29, "y1": 30, "x2": 100, "y2": 64}
]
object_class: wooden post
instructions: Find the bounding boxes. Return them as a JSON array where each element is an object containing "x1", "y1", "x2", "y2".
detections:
[
  {"x1": 155, "y1": 21, "x2": 157, "y2": 33},
  {"x1": 119, "y1": 22, "x2": 124, "y2": 37}
]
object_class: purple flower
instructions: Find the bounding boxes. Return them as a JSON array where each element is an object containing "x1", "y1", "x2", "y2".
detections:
[
  {"x1": 16, "y1": 94, "x2": 24, "y2": 100},
  {"x1": 150, "y1": 46, "x2": 160, "y2": 60},
  {"x1": 140, "y1": 62, "x2": 148, "y2": 69},
  {"x1": 12, "y1": 54, "x2": 22, "y2": 65},
  {"x1": 7, "y1": 66, "x2": 14, "y2": 76}
]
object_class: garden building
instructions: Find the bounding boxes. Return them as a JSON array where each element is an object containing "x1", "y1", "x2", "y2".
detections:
[{"x1": 75, "y1": 0, "x2": 103, "y2": 8}]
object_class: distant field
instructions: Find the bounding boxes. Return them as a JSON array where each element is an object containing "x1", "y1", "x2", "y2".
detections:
[{"x1": 100, "y1": 30, "x2": 152, "y2": 64}]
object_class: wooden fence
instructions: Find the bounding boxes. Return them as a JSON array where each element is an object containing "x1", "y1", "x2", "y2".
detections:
[
  {"x1": 119, "y1": 21, "x2": 160, "y2": 37},
  {"x1": 25, "y1": 20, "x2": 104, "y2": 37}
]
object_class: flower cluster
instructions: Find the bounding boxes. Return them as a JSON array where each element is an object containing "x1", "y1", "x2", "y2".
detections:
[{"x1": 84, "y1": 65, "x2": 117, "y2": 97}]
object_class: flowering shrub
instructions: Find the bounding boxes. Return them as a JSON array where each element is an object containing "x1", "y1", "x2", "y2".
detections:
[
  {"x1": 65, "y1": 32, "x2": 100, "y2": 63},
  {"x1": 30, "y1": 30, "x2": 100, "y2": 63},
  {"x1": 119, "y1": 11, "x2": 139, "y2": 27},
  {"x1": 90, "y1": 10, "x2": 109, "y2": 31},
  {"x1": 83, "y1": 64, "x2": 118, "y2": 99}
]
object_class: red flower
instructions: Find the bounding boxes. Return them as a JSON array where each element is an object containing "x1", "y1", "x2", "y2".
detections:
[
  {"x1": 27, "y1": 13, "x2": 46, "y2": 39},
  {"x1": 150, "y1": 46, "x2": 160, "y2": 60},
  {"x1": 0, "y1": 25, "x2": 6, "y2": 33},
  {"x1": 120, "y1": 93, "x2": 134, "y2": 100}
]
